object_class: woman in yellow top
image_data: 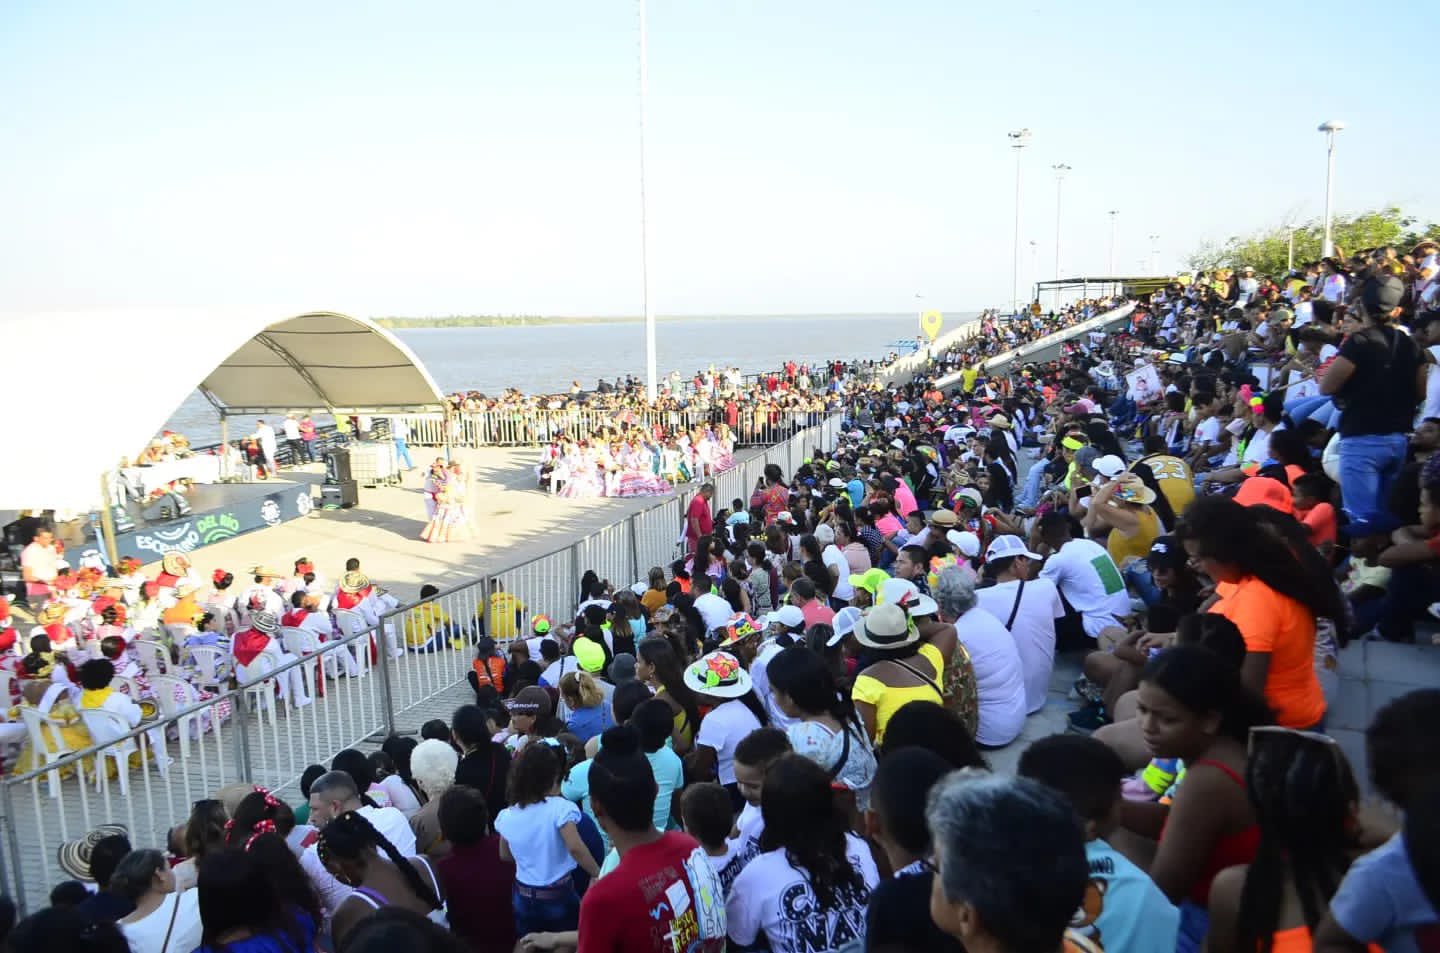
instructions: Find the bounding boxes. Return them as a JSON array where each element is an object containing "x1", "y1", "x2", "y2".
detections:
[
  {"x1": 635, "y1": 637, "x2": 700, "y2": 753},
  {"x1": 850, "y1": 602, "x2": 956, "y2": 745},
  {"x1": 1083, "y1": 472, "x2": 1163, "y2": 570}
]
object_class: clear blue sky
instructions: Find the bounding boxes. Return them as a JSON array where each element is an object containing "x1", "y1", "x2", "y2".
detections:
[{"x1": 2, "y1": 0, "x2": 1433, "y2": 317}]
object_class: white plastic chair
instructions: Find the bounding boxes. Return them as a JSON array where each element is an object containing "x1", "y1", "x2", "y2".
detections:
[
  {"x1": 77, "y1": 708, "x2": 137, "y2": 796},
  {"x1": 279, "y1": 627, "x2": 320, "y2": 702},
  {"x1": 331, "y1": 610, "x2": 372, "y2": 677},
  {"x1": 238, "y1": 652, "x2": 280, "y2": 719},
  {"x1": 149, "y1": 675, "x2": 203, "y2": 754},
  {"x1": 187, "y1": 646, "x2": 230, "y2": 693},
  {"x1": 19, "y1": 707, "x2": 80, "y2": 798},
  {"x1": 133, "y1": 639, "x2": 169, "y2": 676}
]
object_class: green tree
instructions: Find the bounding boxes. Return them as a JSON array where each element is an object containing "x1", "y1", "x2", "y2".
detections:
[{"x1": 1186, "y1": 207, "x2": 1440, "y2": 277}]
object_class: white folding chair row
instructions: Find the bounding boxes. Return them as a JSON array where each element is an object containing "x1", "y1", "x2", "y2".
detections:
[{"x1": 18, "y1": 707, "x2": 78, "y2": 798}]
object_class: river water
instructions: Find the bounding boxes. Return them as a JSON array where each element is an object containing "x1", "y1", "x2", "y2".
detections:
[{"x1": 165, "y1": 312, "x2": 978, "y2": 444}]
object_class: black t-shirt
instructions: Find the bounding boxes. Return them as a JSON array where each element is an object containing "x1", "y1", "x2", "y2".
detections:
[
  {"x1": 864, "y1": 869, "x2": 965, "y2": 953},
  {"x1": 1336, "y1": 326, "x2": 1423, "y2": 437},
  {"x1": 454, "y1": 742, "x2": 510, "y2": 822}
]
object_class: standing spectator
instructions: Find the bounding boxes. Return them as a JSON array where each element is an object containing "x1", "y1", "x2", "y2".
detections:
[
  {"x1": 298, "y1": 414, "x2": 319, "y2": 461},
  {"x1": 254, "y1": 418, "x2": 279, "y2": 473},
  {"x1": 282, "y1": 414, "x2": 304, "y2": 465},
  {"x1": 19, "y1": 527, "x2": 58, "y2": 605},
  {"x1": 495, "y1": 744, "x2": 599, "y2": 936},
  {"x1": 436, "y1": 786, "x2": 515, "y2": 953},
  {"x1": 686, "y1": 483, "x2": 715, "y2": 556},
  {"x1": 1321, "y1": 275, "x2": 1427, "y2": 518},
  {"x1": 391, "y1": 417, "x2": 415, "y2": 471}
]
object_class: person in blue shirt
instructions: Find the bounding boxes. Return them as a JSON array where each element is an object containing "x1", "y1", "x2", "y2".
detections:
[
  {"x1": 1316, "y1": 689, "x2": 1440, "y2": 953},
  {"x1": 1019, "y1": 734, "x2": 1179, "y2": 953}
]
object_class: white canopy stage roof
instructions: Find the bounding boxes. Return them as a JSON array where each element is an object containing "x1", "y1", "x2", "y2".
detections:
[{"x1": 3, "y1": 310, "x2": 447, "y2": 512}]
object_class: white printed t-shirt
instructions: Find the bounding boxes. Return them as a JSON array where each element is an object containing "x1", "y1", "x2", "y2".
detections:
[
  {"x1": 727, "y1": 832, "x2": 880, "y2": 953},
  {"x1": 1039, "y1": 538, "x2": 1133, "y2": 638}
]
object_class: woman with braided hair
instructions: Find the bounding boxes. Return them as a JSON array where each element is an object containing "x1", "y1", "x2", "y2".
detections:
[{"x1": 318, "y1": 809, "x2": 446, "y2": 950}]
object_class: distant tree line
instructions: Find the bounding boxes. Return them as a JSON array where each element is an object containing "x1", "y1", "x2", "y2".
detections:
[{"x1": 1187, "y1": 206, "x2": 1440, "y2": 277}]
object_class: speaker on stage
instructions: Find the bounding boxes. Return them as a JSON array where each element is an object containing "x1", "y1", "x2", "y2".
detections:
[
  {"x1": 320, "y1": 480, "x2": 359, "y2": 508},
  {"x1": 324, "y1": 448, "x2": 352, "y2": 485}
]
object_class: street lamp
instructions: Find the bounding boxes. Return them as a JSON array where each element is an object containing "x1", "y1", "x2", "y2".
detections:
[
  {"x1": 1008, "y1": 128, "x2": 1032, "y2": 315},
  {"x1": 638, "y1": 0, "x2": 658, "y2": 400},
  {"x1": 1052, "y1": 163, "x2": 1070, "y2": 306},
  {"x1": 1107, "y1": 210, "x2": 1119, "y2": 274},
  {"x1": 1285, "y1": 223, "x2": 1298, "y2": 272},
  {"x1": 1318, "y1": 120, "x2": 1345, "y2": 258},
  {"x1": 1148, "y1": 234, "x2": 1160, "y2": 275},
  {"x1": 1028, "y1": 240, "x2": 1038, "y2": 307}
]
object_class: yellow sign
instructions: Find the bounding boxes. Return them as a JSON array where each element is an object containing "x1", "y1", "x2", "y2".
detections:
[{"x1": 920, "y1": 310, "x2": 943, "y2": 341}]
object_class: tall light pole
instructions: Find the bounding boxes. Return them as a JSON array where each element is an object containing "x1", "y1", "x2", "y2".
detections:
[
  {"x1": 1285, "y1": 224, "x2": 1298, "y2": 272},
  {"x1": 1028, "y1": 240, "x2": 1038, "y2": 306},
  {"x1": 1008, "y1": 128, "x2": 1031, "y2": 315},
  {"x1": 1052, "y1": 163, "x2": 1070, "y2": 307},
  {"x1": 638, "y1": 0, "x2": 658, "y2": 401},
  {"x1": 1148, "y1": 234, "x2": 1160, "y2": 275},
  {"x1": 1107, "y1": 209, "x2": 1119, "y2": 274},
  {"x1": 1319, "y1": 120, "x2": 1345, "y2": 258}
]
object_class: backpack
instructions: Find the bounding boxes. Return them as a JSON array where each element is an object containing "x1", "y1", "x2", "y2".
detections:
[{"x1": 472, "y1": 655, "x2": 505, "y2": 694}]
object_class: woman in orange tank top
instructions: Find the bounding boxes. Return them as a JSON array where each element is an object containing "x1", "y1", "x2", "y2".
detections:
[{"x1": 1204, "y1": 727, "x2": 1382, "y2": 953}]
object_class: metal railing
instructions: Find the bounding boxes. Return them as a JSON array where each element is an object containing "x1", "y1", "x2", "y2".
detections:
[
  {"x1": 391, "y1": 406, "x2": 841, "y2": 450},
  {"x1": 0, "y1": 414, "x2": 845, "y2": 911}
]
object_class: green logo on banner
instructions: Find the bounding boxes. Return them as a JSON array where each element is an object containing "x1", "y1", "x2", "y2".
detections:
[{"x1": 196, "y1": 513, "x2": 241, "y2": 544}]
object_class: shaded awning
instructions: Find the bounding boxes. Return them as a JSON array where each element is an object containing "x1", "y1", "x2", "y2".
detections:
[{"x1": 3, "y1": 309, "x2": 446, "y2": 511}]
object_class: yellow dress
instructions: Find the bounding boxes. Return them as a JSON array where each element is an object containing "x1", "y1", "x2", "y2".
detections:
[{"x1": 10, "y1": 695, "x2": 93, "y2": 779}]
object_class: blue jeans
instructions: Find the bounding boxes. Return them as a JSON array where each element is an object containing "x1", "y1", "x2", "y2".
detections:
[
  {"x1": 1123, "y1": 563, "x2": 1163, "y2": 609},
  {"x1": 394, "y1": 437, "x2": 414, "y2": 470},
  {"x1": 1337, "y1": 433, "x2": 1409, "y2": 518},
  {"x1": 1017, "y1": 460, "x2": 1049, "y2": 509},
  {"x1": 1284, "y1": 394, "x2": 1340, "y2": 429}
]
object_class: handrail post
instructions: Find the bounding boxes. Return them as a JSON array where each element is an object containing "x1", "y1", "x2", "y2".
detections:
[
  {"x1": 628, "y1": 514, "x2": 641, "y2": 586},
  {"x1": 569, "y1": 541, "x2": 582, "y2": 621},
  {"x1": 0, "y1": 783, "x2": 18, "y2": 911},
  {"x1": 232, "y1": 688, "x2": 254, "y2": 782},
  {"x1": 374, "y1": 617, "x2": 398, "y2": 737}
]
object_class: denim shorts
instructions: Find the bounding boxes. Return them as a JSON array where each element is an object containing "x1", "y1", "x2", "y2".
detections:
[{"x1": 512, "y1": 881, "x2": 580, "y2": 936}]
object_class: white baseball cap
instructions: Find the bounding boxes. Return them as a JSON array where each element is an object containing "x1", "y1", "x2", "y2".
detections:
[
  {"x1": 946, "y1": 529, "x2": 981, "y2": 558},
  {"x1": 830, "y1": 606, "x2": 863, "y2": 646},
  {"x1": 1093, "y1": 455, "x2": 1127, "y2": 480},
  {"x1": 984, "y1": 534, "x2": 1044, "y2": 562},
  {"x1": 764, "y1": 605, "x2": 806, "y2": 632}
]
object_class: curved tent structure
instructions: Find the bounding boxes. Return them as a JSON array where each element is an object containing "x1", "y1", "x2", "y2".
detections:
[{"x1": 4, "y1": 310, "x2": 446, "y2": 512}]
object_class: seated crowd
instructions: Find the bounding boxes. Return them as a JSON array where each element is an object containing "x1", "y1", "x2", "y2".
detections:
[{"x1": 9, "y1": 254, "x2": 1440, "y2": 953}]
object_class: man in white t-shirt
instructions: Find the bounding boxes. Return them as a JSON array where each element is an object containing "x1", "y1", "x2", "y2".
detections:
[
  {"x1": 976, "y1": 536, "x2": 1065, "y2": 714},
  {"x1": 814, "y1": 525, "x2": 855, "y2": 602},
  {"x1": 304, "y1": 770, "x2": 417, "y2": 915},
  {"x1": 1036, "y1": 512, "x2": 1132, "y2": 645}
]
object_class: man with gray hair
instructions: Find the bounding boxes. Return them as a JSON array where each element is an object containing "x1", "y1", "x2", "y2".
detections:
[
  {"x1": 300, "y1": 769, "x2": 418, "y2": 916},
  {"x1": 926, "y1": 770, "x2": 1089, "y2": 953}
]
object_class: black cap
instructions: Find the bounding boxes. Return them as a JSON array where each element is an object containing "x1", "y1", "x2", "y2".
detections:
[
  {"x1": 1361, "y1": 275, "x2": 1405, "y2": 317},
  {"x1": 1146, "y1": 535, "x2": 1188, "y2": 572}
]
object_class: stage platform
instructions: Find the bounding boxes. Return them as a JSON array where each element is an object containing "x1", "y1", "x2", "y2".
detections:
[{"x1": 99, "y1": 475, "x2": 319, "y2": 563}]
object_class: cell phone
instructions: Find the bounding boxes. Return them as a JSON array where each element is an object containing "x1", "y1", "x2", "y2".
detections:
[{"x1": 1074, "y1": 485, "x2": 1093, "y2": 501}]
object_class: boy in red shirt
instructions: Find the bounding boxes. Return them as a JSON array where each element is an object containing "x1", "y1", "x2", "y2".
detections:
[
  {"x1": 526, "y1": 725, "x2": 725, "y2": 953},
  {"x1": 1291, "y1": 473, "x2": 1338, "y2": 556}
]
